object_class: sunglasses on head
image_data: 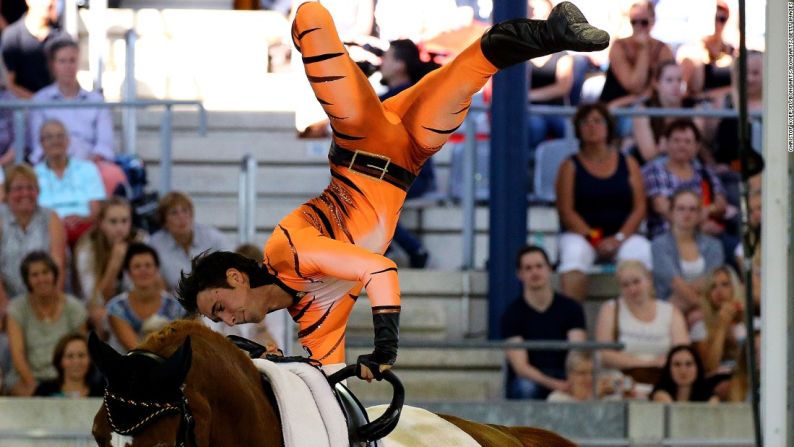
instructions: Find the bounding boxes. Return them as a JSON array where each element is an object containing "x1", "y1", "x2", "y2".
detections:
[
  {"x1": 630, "y1": 18, "x2": 650, "y2": 27},
  {"x1": 715, "y1": 15, "x2": 728, "y2": 23}
]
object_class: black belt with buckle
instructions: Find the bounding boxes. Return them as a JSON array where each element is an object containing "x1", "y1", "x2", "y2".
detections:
[{"x1": 328, "y1": 142, "x2": 416, "y2": 192}]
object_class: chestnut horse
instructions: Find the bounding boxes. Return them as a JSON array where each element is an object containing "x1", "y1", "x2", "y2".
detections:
[{"x1": 89, "y1": 320, "x2": 575, "y2": 447}]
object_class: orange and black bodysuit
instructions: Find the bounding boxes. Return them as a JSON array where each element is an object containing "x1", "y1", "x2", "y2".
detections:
[
  {"x1": 263, "y1": 1, "x2": 500, "y2": 367},
  {"x1": 263, "y1": 1, "x2": 610, "y2": 370}
]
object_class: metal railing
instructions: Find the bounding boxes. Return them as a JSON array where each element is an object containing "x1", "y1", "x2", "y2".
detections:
[
  {"x1": 2, "y1": 99, "x2": 207, "y2": 192},
  {"x1": 345, "y1": 339, "x2": 624, "y2": 350},
  {"x1": 576, "y1": 439, "x2": 755, "y2": 447},
  {"x1": 0, "y1": 420, "x2": 755, "y2": 447},
  {"x1": 454, "y1": 104, "x2": 764, "y2": 270},
  {"x1": 238, "y1": 154, "x2": 257, "y2": 245}
]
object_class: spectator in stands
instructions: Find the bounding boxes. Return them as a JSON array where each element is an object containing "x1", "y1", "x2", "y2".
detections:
[
  {"x1": 598, "y1": 1, "x2": 674, "y2": 109},
  {"x1": 380, "y1": 38, "x2": 436, "y2": 268},
  {"x1": 74, "y1": 197, "x2": 146, "y2": 303},
  {"x1": 0, "y1": 314, "x2": 10, "y2": 393},
  {"x1": 34, "y1": 119, "x2": 106, "y2": 246},
  {"x1": 692, "y1": 266, "x2": 744, "y2": 390},
  {"x1": 651, "y1": 189, "x2": 724, "y2": 316},
  {"x1": 677, "y1": 0, "x2": 734, "y2": 99},
  {"x1": 107, "y1": 243, "x2": 185, "y2": 353},
  {"x1": 547, "y1": 350, "x2": 618, "y2": 402},
  {"x1": 595, "y1": 260, "x2": 689, "y2": 386},
  {"x1": 0, "y1": 84, "x2": 17, "y2": 168},
  {"x1": 650, "y1": 344, "x2": 718, "y2": 403},
  {"x1": 527, "y1": 0, "x2": 573, "y2": 149},
  {"x1": 33, "y1": 332, "x2": 103, "y2": 397},
  {"x1": 728, "y1": 331, "x2": 759, "y2": 402},
  {"x1": 642, "y1": 119, "x2": 729, "y2": 239},
  {"x1": 0, "y1": 0, "x2": 28, "y2": 34},
  {"x1": 735, "y1": 188, "x2": 761, "y2": 270},
  {"x1": 29, "y1": 39, "x2": 126, "y2": 196},
  {"x1": 502, "y1": 245, "x2": 586, "y2": 400},
  {"x1": 150, "y1": 191, "x2": 230, "y2": 290},
  {"x1": 1, "y1": 0, "x2": 66, "y2": 98},
  {"x1": 6, "y1": 251, "x2": 86, "y2": 396},
  {"x1": 203, "y1": 243, "x2": 281, "y2": 350},
  {"x1": 74, "y1": 197, "x2": 147, "y2": 340},
  {"x1": 556, "y1": 103, "x2": 650, "y2": 302},
  {"x1": 631, "y1": 61, "x2": 699, "y2": 165},
  {"x1": 0, "y1": 164, "x2": 66, "y2": 309},
  {"x1": 708, "y1": 51, "x2": 764, "y2": 170}
]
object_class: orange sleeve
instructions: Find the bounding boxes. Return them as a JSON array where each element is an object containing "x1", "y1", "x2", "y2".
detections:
[{"x1": 291, "y1": 228, "x2": 401, "y2": 309}]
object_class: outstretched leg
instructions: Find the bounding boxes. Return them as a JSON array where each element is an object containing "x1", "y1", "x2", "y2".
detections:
[
  {"x1": 385, "y1": 1, "x2": 609, "y2": 162},
  {"x1": 291, "y1": 2, "x2": 391, "y2": 146}
]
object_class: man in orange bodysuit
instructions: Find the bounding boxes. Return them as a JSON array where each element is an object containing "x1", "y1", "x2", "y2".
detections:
[{"x1": 177, "y1": 1, "x2": 608, "y2": 380}]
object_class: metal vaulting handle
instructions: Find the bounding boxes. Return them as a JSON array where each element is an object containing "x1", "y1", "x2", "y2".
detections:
[{"x1": 327, "y1": 365, "x2": 405, "y2": 443}]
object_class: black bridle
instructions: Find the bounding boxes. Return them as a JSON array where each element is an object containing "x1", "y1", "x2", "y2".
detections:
[{"x1": 103, "y1": 350, "x2": 197, "y2": 447}]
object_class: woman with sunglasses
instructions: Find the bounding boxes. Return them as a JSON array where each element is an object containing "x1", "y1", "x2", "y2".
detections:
[
  {"x1": 677, "y1": 0, "x2": 734, "y2": 99},
  {"x1": 598, "y1": 1, "x2": 674, "y2": 109}
]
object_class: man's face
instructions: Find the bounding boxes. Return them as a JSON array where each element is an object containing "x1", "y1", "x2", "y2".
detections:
[
  {"x1": 379, "y1": 48, "x2": 404, "y2": 85},
  {"x1": 667, "y1": 128, "x2": 697, "y2": 163},
  {"x1": 516, "y1": 252, "x2": 551, "y2": 290},
  {"x1": 196, "y1": 269, "x2": 266, "y2": 326},
  {"x1": 51, "y1": 46, "x2": 79, "y2": 84},
  {"x1": 40, "y1": 121, "x2": 69, "y2": 160}
]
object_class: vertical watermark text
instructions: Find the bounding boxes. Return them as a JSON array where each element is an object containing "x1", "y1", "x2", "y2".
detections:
[{"x1": 788, "y1": 1, "x2": 794, "y2": 152}]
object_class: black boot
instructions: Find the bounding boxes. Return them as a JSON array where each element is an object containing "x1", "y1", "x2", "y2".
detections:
[{"x1": 481, "y1": 1, "x2": 609, "y2": 69}]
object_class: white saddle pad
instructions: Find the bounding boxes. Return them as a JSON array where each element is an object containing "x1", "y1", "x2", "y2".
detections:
[{"x1": 252, "y1": 358, "x2": 349, "y2": 447}]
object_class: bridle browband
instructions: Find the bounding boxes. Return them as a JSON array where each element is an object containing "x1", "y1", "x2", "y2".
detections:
[{"x1": 103, "y1": 350, "x2": 197, "y2": 447}]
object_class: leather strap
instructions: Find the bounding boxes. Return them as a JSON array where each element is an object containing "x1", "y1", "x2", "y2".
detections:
[{"x1": 328, "y1": 142, "x2": 416, "y2": 192}]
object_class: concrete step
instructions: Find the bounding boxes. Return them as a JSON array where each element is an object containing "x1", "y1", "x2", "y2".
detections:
[
  {"x1": 136, "y1": 137, "x2": 458, "y2": 167},
  {"x1": 343, "y1": 368, "x2": 503, "y2": 401},
  {"x1": 118, "y1": 0, "x2": 232, "y2": 9},
  {"x1": 80, "y1": 9, "x2": 292, "y2": 108},
  {"x1": 189, "y1": 196, "x2": 561, "y2": 233},
  {"x1": 124, "y1": 109, "x2": 296, "y2": 131}
]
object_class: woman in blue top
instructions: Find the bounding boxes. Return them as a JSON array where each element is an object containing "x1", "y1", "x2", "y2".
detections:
[{"x1": 107, "y1": 243, "x2": 185, "y2": 353}]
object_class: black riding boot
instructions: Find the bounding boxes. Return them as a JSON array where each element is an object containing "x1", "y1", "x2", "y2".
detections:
[{"x1": 481, "y1": 1, "x2": 609, "y2": 69}]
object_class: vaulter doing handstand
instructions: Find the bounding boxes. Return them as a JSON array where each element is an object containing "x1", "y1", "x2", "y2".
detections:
[{"x1": 177, "y1": 1, "x2": 609, "y2": 381}]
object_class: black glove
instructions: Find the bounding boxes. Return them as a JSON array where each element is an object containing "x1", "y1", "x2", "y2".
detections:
[{"x1": 356, "y1": 311, "x2": 399, "y2": 380}]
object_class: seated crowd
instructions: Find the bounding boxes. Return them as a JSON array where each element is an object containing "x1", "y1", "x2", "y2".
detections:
[{"x1": 0, "y1": 0, "x2": 764, "y2": 406}]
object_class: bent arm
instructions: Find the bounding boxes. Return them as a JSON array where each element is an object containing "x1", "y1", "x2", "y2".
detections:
[
  {"x1": 609, "y1": 40, "x2": 650, "y2": 94},
  {"x1": 48, "y1": 212, "x2": 67, "y2": 291},
  {"x1": 632, "y1": 111, "x2": 659, "y2": 162},
  {"x1": 530, "y1": 55, "x2": 574, "y2": 102},
  {"x1": 7, "y1": 316, "x2": 35, "y2": 384},
  {"x1": 556, "y1": 159, "x2": 590, "y2": 235},
  {"x1": 595, "y1": 301, "x2": 653, "y2": 369},
  {"x1": 108, "y1": 315, "x2": 140, "y2": 350},
  {"x1": 505, "y1": 336, "x2": 566, "y2": 391},
  {"x1": 298, "y1": 234, "x2": 401, "y2": 366},
  {"x1": 621, "y1": 157, "x2": 647, "y2": 236}
]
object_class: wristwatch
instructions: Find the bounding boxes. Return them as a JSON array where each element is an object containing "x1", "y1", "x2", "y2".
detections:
[{"x1": 615, "y1": 232, "x2": 626, "y2": 242}]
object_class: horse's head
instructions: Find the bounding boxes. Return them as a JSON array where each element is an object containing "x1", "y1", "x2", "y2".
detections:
[{"x1": 89, "y1": 332, "x2": 196, "y2": 447}]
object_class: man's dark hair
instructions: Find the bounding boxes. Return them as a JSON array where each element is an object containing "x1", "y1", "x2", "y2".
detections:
[
  {"x1": 664, "y1": 118, "x2": 701, "y2": 142},
  {"x1": 388, "y1": 39, "x2": 424, "y2": 83},
  {"x1": 515, "y1": 245, "x2": 552, "y2": 269},
  {"x1": 46, "y1": 38, "x2": 79, "y2": 63},
  {"x1": 123, "y1": 242, "x2": 161, "y2": 271},
  {"x1": 20, "y1": 250, "x2": 59, "y2": 291},
  {"x1": 176, "y1": 251, "x2": 275, "y2": 315}
]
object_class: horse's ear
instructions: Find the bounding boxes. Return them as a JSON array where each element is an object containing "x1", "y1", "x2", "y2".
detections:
[
  {"x1": 161, "y1": 336, "x2": 192, "y2": 387},
  {"x1": 88, "y1": 331, "x2": 122, "y2": 382}
]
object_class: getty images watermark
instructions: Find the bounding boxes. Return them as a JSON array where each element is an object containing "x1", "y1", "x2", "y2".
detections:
[{"x1": 789, "y1": 1, "x2": 794, "y2": 152}]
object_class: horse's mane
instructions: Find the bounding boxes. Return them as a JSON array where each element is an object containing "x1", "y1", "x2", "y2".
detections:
[{"x1": 137, "y1": 319, "x2": 259, "y2": 381}]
